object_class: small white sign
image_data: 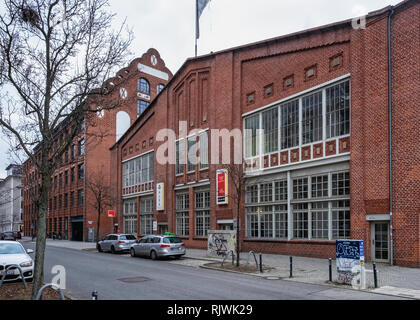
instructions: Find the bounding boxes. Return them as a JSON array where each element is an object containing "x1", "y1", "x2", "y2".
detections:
[
  {"x1": 137, "y1": 92, "x2": 151, "y2": 101},
  {"x1": 153, "y1": 221, "x2": 158, "y2": 232},
  {"x1": 120, "y1": 87, "x2": 127, "y2": 99},
  {"x1": 156, "y1": 183, "x2": 164, "y2": 211},
  {"x1": 88, "y1": 221, "x2": 93, "y2": 225}
]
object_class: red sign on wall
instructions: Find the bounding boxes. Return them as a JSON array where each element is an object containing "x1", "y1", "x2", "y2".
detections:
[
  {"x1": 216, "y1": 169, "x2": 228, "y2": 205},
  {"x1": 108, "y1": 210, "x2": 115, "y2": 218}
]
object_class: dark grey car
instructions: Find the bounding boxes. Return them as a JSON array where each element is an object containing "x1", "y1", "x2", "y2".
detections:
[
  {"x1": 1, "y1": 232, "x2": 16, "y2": 241},
  {"x1": 130, "y1": 235, "x2": 186, "y2": 260},
  {"x1": 97, "y1": 234, "x2": 136, "y2": 254}
]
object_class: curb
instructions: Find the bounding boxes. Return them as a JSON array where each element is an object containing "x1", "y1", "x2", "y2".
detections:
[{"x1": 199, "y1": 264, "x2": 416, "y2": 300}]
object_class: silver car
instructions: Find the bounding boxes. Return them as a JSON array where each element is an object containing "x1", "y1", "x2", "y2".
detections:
[
  {"x1": 97, "y1": 234, "x2": 136, "y2": 254},
  {"x1": 130, "y1": 235, "x2": 186, "y2": 260}
]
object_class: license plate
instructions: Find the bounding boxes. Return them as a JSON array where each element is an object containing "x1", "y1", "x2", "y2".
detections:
[{"x1": 1, "y1": 270, "x2": 17, "y2": 276}]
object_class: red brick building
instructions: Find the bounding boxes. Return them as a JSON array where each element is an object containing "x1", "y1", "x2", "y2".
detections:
[
  {"x1": 109, "y1": 0, "x2": 419, "y2": 267},
  {"x1": 22, "y1": 48, "x2": 172, "y2": 242}
]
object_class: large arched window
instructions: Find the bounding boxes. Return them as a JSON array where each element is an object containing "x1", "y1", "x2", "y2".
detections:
[{"x1": 138, "y1": 78, "x2": 150, "y2": 95}]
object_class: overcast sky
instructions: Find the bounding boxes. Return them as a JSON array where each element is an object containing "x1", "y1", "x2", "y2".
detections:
[{"x1": 0, "y1": 0, "x2": 402, "y2": 178}]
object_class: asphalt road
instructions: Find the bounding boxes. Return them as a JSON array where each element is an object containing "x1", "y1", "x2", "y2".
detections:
[{"x1": 22, "y1": 242, "x2": 404, "y2": 300}]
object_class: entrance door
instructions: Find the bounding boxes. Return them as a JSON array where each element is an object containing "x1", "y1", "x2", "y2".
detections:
[
  {"x1": 71, "y1": 222, "x2": 83, "y2": 241},
  {"x1": 371, "y1": 222, "x2": 390, "y2": 263},
  {"x1": 159, "y1": 225, "x2": 168, "y2": 234}
]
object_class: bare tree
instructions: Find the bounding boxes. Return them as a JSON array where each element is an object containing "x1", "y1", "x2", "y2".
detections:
[
  {"x1": 85, "y1": 169, "x2": 115, "y2": 243},
  {"x1": 225, "y1": 163, "x2": 247, "y2": 267},
  {"x1": 0, "y1": 0, "x2": 132, "y2": 298}
]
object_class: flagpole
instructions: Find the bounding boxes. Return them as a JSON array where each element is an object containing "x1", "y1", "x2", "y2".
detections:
[{"x1": 195, "y1": 0, "x2": 198, "y2": 57}]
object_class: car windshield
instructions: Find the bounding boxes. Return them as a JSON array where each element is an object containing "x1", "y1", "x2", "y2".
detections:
[
  {"x1": 0, "y1": 243, "x2": 25, "y2": 254},
  {"x1": 163, "y1": 237, "x2": 183, "y2": 244},
  {"x1": 120, "y1": 235, "x2": 136, "y2": 240},
  {"x1": 4, "y1": 232, "x2": 13, "y2": 236}
]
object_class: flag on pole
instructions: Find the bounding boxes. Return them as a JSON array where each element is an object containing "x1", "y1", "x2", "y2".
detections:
[{"x1": 196, "y1": 0, "x2": 210, "y2": 40}]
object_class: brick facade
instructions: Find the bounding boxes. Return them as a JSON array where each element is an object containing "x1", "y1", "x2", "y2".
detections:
[
  {"x1": 110, "y1": 1, "x2": 419, "y2": 267},
  {"x1": 22, "y1": 48, "x2": 172, "y2": 242}
]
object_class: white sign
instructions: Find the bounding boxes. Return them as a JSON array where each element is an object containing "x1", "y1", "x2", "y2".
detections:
[
  {"x1": 156, "y1": 183, "x2": 165, "y2": 211},
  {"x1": 216, "y1": 169, "x2": 228, "y2": 205},
  {"x1": 137, "y1": 92, "x2": 151, "y2": 101},
  {"x1": 153, "y1": 221, "x2": 158, "y2": 232}
]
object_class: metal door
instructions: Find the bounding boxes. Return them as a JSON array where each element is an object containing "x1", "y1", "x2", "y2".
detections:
[{"x1": 371, "y1": 222, "x2": 390, "y2": 263}]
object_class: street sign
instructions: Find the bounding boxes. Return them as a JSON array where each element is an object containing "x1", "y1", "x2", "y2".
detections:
[
  {"x1": 153, "y1": 221, "x2": 158, "y2": 232},
  {"x1": 108, "y1": 210, "x2": 115, "y2": 218}
]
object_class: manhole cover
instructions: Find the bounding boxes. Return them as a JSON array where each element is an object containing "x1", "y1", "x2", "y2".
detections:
[{"x1": 117, "y1": 276, "x2": 150, "y2": 283}]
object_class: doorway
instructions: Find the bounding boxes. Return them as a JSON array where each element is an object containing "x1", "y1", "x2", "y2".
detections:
[{"x1": 370, "y1": 222, "x2": 390, "y2": 263}]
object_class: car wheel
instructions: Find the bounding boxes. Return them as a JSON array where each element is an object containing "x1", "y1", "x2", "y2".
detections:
[
  {"x1": 130, "y1": 248, "x2": 136, "y2": 257},
  {"x1": 111, "y1": 246, "x2": 116, "y2": 254},
  {"x1": 97, "y1": 244, "x2": 103, "y2": 252},
  {"x1": 150, "y1": 250, "x2": 158, "y2": 260}
]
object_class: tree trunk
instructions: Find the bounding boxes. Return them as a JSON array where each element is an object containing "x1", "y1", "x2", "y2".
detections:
[
  {"x1": 236, "y1": 194, "x2": 241, "y2": 267},
  {"x1": 31, "y1": 181, "x2": 49, "y2": 299},
  {"x1": 96, "y1": 206, "x2": 101, "y2": 242}
]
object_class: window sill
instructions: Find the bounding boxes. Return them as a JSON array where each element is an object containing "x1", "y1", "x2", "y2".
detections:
[
  {"x1": 192, "y1": 237, "x2": 208, "y2": 241},
  {"x1": 243, "y1": 238, "x2": 335, "y2": 245}
]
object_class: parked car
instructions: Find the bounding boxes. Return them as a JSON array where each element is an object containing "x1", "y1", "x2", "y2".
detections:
[
  {"x1": 1, "y1": 232, "x2": 16, "y2": 241},
  {"x1": 130, "y1": 235, "x2": 186, "y2": 260},
  {"x1": 13, "y1": 231, "x2": 22, "y2": 240},
  {"x1": 0, "y1": 241, "x2": 34, "y2": 283},
  {"x1": 96, "y1": 234, "x2": 136, "y2": 254}
]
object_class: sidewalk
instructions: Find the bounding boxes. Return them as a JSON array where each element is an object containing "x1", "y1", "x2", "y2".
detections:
[{"x1": 22, "y1": 237, "x2": 420, "y2": 299}]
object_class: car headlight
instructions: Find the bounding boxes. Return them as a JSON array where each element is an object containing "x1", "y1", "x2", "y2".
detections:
[{"x1": 20, "y1": 261, "x2": 33, "y2": 267}]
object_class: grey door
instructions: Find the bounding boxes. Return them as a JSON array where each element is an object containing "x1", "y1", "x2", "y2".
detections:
[{"x1": 371, "y1": 222, "x2": 390, "y2": 263}]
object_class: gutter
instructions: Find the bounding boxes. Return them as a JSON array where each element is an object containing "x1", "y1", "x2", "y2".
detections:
[{"x1": 388, "y1": 7, "x2": 395, "y2": 266}]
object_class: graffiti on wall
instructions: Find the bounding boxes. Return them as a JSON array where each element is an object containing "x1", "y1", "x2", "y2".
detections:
[{"x1": 207, "y1": 230, "x2": 236, "y2": 257}]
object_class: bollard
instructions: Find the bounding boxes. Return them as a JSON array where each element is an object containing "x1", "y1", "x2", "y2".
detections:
[
  {"x1": 329, "y1": 258, "x2": 332, "y2": 282},
  {"x1": 373, "y1": 262, "x2": 378, "y2": 288},
  {"x1": 289, "y1": 256, "x2": 293, "y2": 278},
  {"x1": 92, "y1": 290, "x2": 98, "y2": 300},
  {"x1": 259, "y1": 254, "x2": 263, "y2": 273},
  {"x1": 232, "y1": 252, "x2": 234, "y2": 266}
]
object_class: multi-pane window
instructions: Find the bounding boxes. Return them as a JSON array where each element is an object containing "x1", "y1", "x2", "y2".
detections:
[
  {"x1": 246, "y1": 207, "x2": 259, "y2": 237},
  {"x1": 332, "y1": 200, "x2": 350, "y2": 239},
  {"x1": 78, "y1": 189, "x2": 84, "y2": 206},
  {"x1": 280, "y1": 99, "x2": 299, "y2": 149},
  {"x1": 274, "y1": 180, "x2": 287, "y2": 201},
  {"x1": 187, "y1": 136, "x2": 196, "y2": 172},
  {"x1": 157, "y1": 84, "x2": 165, "y2": 94},
  {"x1": 64, "y1": 170, "x2": 68, "y2": 185},
  {"x1": 59, "y1": 173, "x2": 63, "y2": 188},
  {"x1": 293, "y1": 177, "x2": 308, "y2": 199},
  {"x1": 274, "y1": 205, "x2": 288, "y2": 238},
  {"x1": 176, "y1": 193, "x2": 189, "y2": 236},
  {"x1": 326, "y1": 80, "x2": 350, "y2": 138},
  {"x1": 70, "y1": 167, "x2": 75, "y2": 182},
  {"x1": 122, "y1": 152, "x2": 154, "y2": 188},
  {"x1": 332, "y1": 171, "x2": 350, "y2": 196},
  {"x1": 244, "y1": 114, "x2": 260, "y2": 158},
  {"x1": 198, "y1": 131, "x2": 209, "y2": 170},
  {"x1": 175, "y1": 140, "x2": 185, "y2": 175},
  {"x1": 302, "y1": 91, "x2": 323, "y2": 144},
  {"x1": 78, "y1": 163, "x2": 84, "y2": 180},
  {"x1": 311, "y1": 202, "x2": 329, "y2": 239},
  {"x1": 311, "y1": 175, "x2": 328, "y2": 198},
  {"x1": 137, "y1": 100, "x2": 150, "y2": 115},
  {"x1": 58, "y1": 195, "x2": 62, "y2": 209},
  {"x1": 262, "y1": 108, "x2": 278, "y2": 154},
  {"x1": 124, "y1": 199, "x2": 137, "y2": 235},
  {"x1": 246, "y1": 185, "x2": 258, "y2": 204},
  {"x1": 259, "y1": 183, "x2": 273, "y2": 202},
  {"x1": 70, "y1": 191, "x2": 74, "y2": 207},
  {"x1": 138, "y1": 78, "x2": 150, "y2": 94},
  {"x1": 293, "y1": 203, "x2": 308, "y2": 239},
  {"x1": 78, "y1": 139, "x2": 85, "y2": 156},
  {"x1": 64, "y1": 193, "x2": 68, "y2": 208},
  {"x1": 195, "y1": 190, "x2": 210, "y2": 237},
  {"x1": 140, "y1": 197, "x2": 153, "y2": 235},
  {"x1": 71, "y1": 144, "x2": 75, "y2": 159},
  {"x1": 260, "y1": 206, "x2": 273, "y2": 238}
]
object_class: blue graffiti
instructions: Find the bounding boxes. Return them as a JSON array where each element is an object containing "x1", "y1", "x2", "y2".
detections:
[{"x1": 336, "y1": 241, "x2": 361, "y2": 259}]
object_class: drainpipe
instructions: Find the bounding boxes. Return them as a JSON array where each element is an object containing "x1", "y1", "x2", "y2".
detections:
[{"x1": 388, "y1": 7, "x2": 395, "y2": 266}]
